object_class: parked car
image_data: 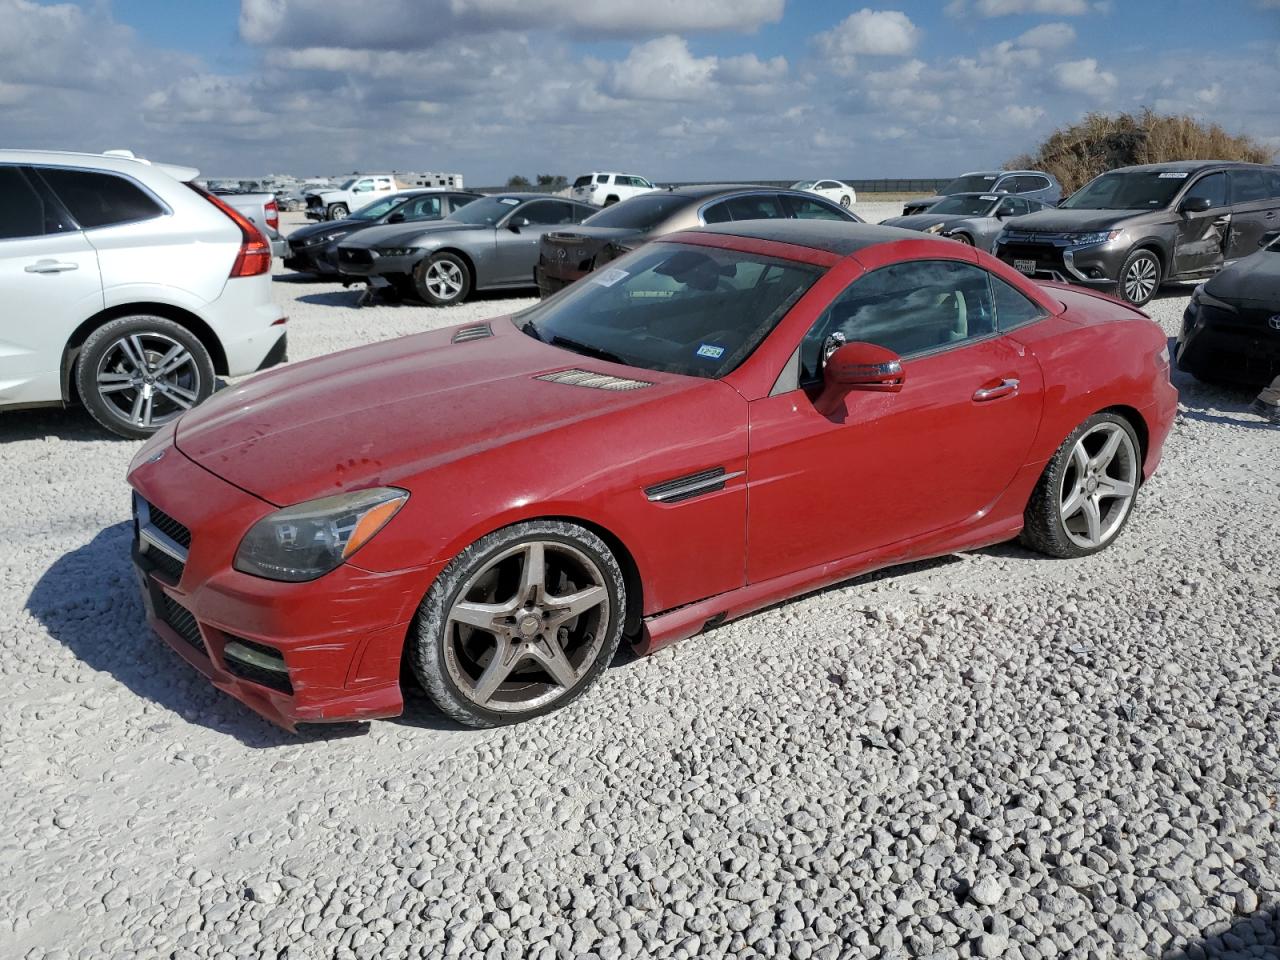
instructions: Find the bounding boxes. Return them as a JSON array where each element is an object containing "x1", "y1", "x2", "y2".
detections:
[
  {"x1": 902, "y1": 170, "x2": 1061, "y2": 216},
  {"x1": 127, "y1": 218, "x2": 1175, "y2": 730},
  {"x1": 214, "y1": 190, "x2": 288, "y2": 259},
  {"x1": 335, "y1": 193, "x2": 597, "y2": 305},
  {"x1": 1176, "y1": 228, "x2": 1280, "y2": 384},
  {"x1": 571, "y1": 172, "x2": 657, "y2": 207},
  {"x1": 791, "y1": 179, "x2": 857, "y2": 207},
  {"x1": 993, "y1": 161, "x2": 1280, "y2": 306},
  {"x1": 535, "y1": 184, "x2": 863, "y2": 297},
  {"x1": 881, "y1": 193, "x2": 1055, "y2": 251},
  {"x1": 0, "y1": 150, "x2": 286, "y2": 438},
  {"x1": 305, "y1": 174, "x2": 400, "y2": 221},
  {"x1": 285, "y1": 190, "x2": 481, "y2": 276}
]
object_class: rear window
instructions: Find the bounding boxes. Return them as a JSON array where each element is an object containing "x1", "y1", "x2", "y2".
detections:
[
  {"x1": 38, "y1": 167, "x2": 165, "y2": 228},
  {"x1": 582, "y1": 193, "x2": 689, "y2": 230}
]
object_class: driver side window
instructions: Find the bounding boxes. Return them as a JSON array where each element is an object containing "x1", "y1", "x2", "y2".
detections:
[{"x1": 800, "y1": 260, "x2": 997, "y2": 382}]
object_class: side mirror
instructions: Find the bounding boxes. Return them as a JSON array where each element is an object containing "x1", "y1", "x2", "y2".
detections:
[
  {"x1": 818, "y1": 342, "x2": 905, "y2": 413},
  {"x1": 1180, "y1": 196, "x2": 1212, "y2": 214},
  {"x1": 387, "y1": 212, "x2": 405, "y2": 224},
  {"x1": 507, "y1": 217, "x2": 529, "y2": 232}
]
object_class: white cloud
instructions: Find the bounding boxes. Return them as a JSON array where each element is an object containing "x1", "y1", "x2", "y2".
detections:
[
  {"x1": 715, "y1": 53, "x2": 788, "y2": 86},
  {"x1": 1053, "y1": 57, "x2": 1117, "y2": 96},
  {"x1": 608, "y1": 36, "x2": 718, "y2": 102},
  {"x1": 816, "y1": 8, "x2": 920, "y2": 75},
  {"x1": 975, "y1": 0, "x2": 1090, "y2": 14},
  {"x1": 1016, "y1": 22, "x2": 1077, "y2": 49}
]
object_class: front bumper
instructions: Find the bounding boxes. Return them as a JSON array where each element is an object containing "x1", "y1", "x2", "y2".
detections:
[
  {"x1": 1176, "y1": 300, "x2": 1280, "y2": 385},
  {"x1": 533, "y1": 263, "x2": 580, "y2": 298},
  {"x1": 284, "y1": 239, "x2": 340, "y2": 275},
  {"x1": 127, "y1": 441, "x2": 438, "y2": 730},
  {"x1": 994, "y1": 234, "x2": 1128, "y2": 289},
  {"x1": 336, "y1": 247, "x2": 420, "y2": 281}
]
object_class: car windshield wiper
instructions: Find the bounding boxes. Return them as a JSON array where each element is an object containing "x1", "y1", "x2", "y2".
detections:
[{"x1": 549, "y1": 335, "x2": 628, "y2": 366}]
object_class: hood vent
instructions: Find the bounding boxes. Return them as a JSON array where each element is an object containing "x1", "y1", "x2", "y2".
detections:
[
  {"x1": 535, "y1": 368, "x2": 653, "y2": 392},
  {"x1": 452, "y1": 323, "x2": 492, "y2": 343}
]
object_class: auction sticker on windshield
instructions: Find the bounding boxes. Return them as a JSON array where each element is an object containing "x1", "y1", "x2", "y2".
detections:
[
  {"x1": 696, "y1": 344, "x2": 725, "y2": 360},
  {"x1": 1158, "y1": 172, "x2": 1189, "y2": 178},
  {"x1": 591, "y1": 267, "x2": 629, "y2": 287}
]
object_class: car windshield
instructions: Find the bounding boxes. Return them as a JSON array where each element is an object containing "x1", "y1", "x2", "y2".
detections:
[
  {"x1": 581, "y1": 194, "x2": 690, "y2": 230},
  {"x1": 515, "y1": 242, "x2": 822, "y2": 379},
  {"x1": 941, "y1": 174, "x2": 1000, "y2": 194},
  {"x1": 447, "y1": 196, "x2": 525, "y2": 226},
  {"x1": 351, "y1": 196, "x2": 405, "y2": 220},
  {"x1": 1061, "y1": 171, "x2": 1187, "y2": 210},
  {"x1": 338, "y1": 178, "x2": 357, "y2": 190},
  {"x1": 791, "y1": 181, "x2": 817, "y2": 190},
  {"x1": 573, "y1": 176, "x2": 592, "y2": 188},
  {"x1": 928, "y1": 195, "x2": 999, "y2": 217}
]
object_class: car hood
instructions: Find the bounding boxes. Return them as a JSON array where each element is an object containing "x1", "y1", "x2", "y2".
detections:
[
  {"x1": 288, "y1": 219, "x2": 362, "y2": 242},
  {"x1": 904, "y1": 195, "x2": 945, "y2": 211},
  {"x1": 1204, "y1": 249, "x2": 1280, "y2": 306},
  {"x1": 881, "y1": 213, "x2": 967, "y2": 231},
  {"x1": 339, "y1": 221, "x2": 487, "y2": 249},
  {"x1": 1006, "y1": 208, "x2": 1149, "y2": 233},
  {"x1": 174, "y1": 320, "x2": 694, "y2": 506}
]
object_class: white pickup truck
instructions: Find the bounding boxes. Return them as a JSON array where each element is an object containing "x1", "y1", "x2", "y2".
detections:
[{"x1": 305, "y1": 175, "x2": 399, "y2": 221}]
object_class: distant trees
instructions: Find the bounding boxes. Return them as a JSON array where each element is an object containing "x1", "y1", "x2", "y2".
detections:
[
  {"x1": 505, "y1": 174, "x2": 569, "y2": 193},
  {"x1": 1009, "y1": 108, "x2": 1275, "y2": 193},
  {"x1": 505, "y1": 175, "x2": 532, "y2": 189}
]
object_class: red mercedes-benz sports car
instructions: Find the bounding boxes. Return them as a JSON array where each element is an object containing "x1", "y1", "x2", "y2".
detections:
[{"x1": 127, "y1": 221, "x2": 1176, "y2": 729}]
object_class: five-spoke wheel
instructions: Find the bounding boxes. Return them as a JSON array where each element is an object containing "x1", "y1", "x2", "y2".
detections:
[
  {"x1": 1117, "y1": 249, "x2": 1161, "y2": 306},
  {"x1": 413, "y1": 252, "x2": 472, "y2": 306}
]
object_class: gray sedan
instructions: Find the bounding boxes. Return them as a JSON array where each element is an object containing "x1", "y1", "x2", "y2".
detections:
[
  {"x1": 881, "y1": 193, "x2": 1054, "y2": 251},
  {"x1": 336, "y1": 193, "x2": 598, "y2": 305}
]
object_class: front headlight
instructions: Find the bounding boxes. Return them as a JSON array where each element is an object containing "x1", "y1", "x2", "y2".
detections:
[
  {"x1": 1071, "y1": 230, "x2": 1121, "y2": 245},
  {"x1": 234, "y1": 488, "x2": 408, "y2": 582},
  {"x1": 924, "y1": 223, "x2": 945, "y2": 234},
  {"x1": 377, "y1": 247, "x2": 421, "y2": 257}
]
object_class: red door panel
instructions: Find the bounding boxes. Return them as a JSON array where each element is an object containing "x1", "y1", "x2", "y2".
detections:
[{"x1": 746, "y1": 335, "x2": 1044, "y2": 584}]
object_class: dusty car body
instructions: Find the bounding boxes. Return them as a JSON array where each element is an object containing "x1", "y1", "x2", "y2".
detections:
[{"x1": 882, "y1": 193, "x2": 1054, "y2": 251}]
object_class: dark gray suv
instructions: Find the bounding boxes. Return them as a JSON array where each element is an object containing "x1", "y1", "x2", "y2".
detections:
[{"x1": 993, "y1": 161, "x2": 1280, "y2": 306}]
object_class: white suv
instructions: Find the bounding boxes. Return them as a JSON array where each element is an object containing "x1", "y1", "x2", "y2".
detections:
[
  {"x1": 571, "y1": 172, "x2": 657, "y2": 207},
  {"x1": 0, "y1": 150, "x2": 287, "y2": 438}
]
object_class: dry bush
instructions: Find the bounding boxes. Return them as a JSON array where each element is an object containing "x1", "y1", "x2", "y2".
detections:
[{"x1": 1009, "y1": 108, "x2": 1275, "y2": 193}]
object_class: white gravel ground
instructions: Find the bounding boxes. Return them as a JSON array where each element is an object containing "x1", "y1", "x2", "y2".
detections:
[{"x1": 2, "y1": 207, "x2": 1278, "y2": 960}]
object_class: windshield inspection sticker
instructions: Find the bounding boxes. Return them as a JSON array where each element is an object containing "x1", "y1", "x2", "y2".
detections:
[
  {"x1": 1158, "y1": 172, "x2": 1189, "y2": 178},
  {"x1": 696, "y1": 343, "x2": 726, "y2": 360},
  {"x1": 980, "y1": 195, "x2": 1000, "y2": 201},
  {"x1": 591, "y1": 267, "x2": 629, "y2": 287},
  {"x1": 498, "y1": 197, "x2": 521, "y2": 205}
]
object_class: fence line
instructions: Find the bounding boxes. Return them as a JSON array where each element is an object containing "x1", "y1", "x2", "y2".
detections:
[{"x1": 473, "y1": 178, "x2": 951, "y2": 195}]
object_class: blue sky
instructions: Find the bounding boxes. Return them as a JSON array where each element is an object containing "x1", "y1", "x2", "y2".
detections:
[{"x1": 3, "y1": 1, "x2": 1277, "y2": 182}]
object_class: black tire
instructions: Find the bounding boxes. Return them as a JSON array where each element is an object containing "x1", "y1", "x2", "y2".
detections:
[
  {"x1": 1021, "y1": 412, "x2": 1142, "y2": 559},
  {"x1": 1115, "y1": 248, "x2": 1162, "y2": 306},
  {"x1": 326, "y1": 203, "x2": 349, "y2": 221},
  {"x1": 950, "y1": 232, "x2": 974, "y2": 246},
  {"x1": 840, "y1": 195, "x2": 851, "y2": 208},
  {"x1": 413, "y1": 252, "x2": 472, "y2": 306},
  {"x1": 75, "y1": 315, "x2": 215, "y2": 439},
  {"x1": 408, "y1": 520, "x2": 627, "y2": 727}
]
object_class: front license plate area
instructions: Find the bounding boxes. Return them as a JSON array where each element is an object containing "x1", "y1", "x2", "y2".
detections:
[{"x1": 1014, "y1": 259, "x2": 1037, "y2": 275}]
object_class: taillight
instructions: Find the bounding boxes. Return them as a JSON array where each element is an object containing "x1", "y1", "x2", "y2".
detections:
[
  {"x1": 265, "y1": 199, "x2": 279, "y2": 233},
  {"x1": 195, "y1": 187, "x2": 272, "y2": 278}
]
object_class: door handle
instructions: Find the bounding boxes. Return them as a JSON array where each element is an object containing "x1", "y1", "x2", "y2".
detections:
[
  {"x1": 973, "y1": 378, "x2": 1020, "y2": 402},
  {"x1": 25, "y1": 259, "x2": 80, "y2": 274}
]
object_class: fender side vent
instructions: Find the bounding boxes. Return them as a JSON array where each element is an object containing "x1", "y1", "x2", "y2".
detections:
[
  {"x1": 646, "y1": 467, "x2": 742, "y2": 504},
  {"x1": 452, "y1": 323, "x2": 492, "y2": 343},
  {"x1": 535, "y1": 368, "x2": 653, "y2": 392}
]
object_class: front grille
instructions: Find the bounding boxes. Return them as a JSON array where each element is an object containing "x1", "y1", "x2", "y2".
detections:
[
  {"x1": 159, "y1": 594, "x2": 206, "y2": 656},
  {"x1": 339, "y1": 248, "x2": 373, "y2": 265},
  {"x1": 223, "y1": 636, "x2": 293, "y2": 694},
  {"x1": 535, "y1": 368, "x2": 653, "y2": 391},
  {"x1": 148, "y1": 549, "x2": 185, "y2": 582},
  {"x1": 147, "y1": 503, "x2": 191, "y2": 549}
]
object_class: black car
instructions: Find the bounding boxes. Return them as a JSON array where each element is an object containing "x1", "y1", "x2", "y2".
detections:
[
  {"x1": 534, "y1": 185, "x2": 863, "y2": 297},
  {"x1": 284, "y1": 190, "x2": 480, "y2": 275},
  {"x1": 1176, "y1": 228, "x2": 1280, "y2": 384},
  {"x1": 993, "y1": 161, "x2": 1280, "y2": 306}
]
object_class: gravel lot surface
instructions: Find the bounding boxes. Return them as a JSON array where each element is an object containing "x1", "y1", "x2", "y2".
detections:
[{"x1": 3, "y1": 207, "x2": 1278, "y2": 959}]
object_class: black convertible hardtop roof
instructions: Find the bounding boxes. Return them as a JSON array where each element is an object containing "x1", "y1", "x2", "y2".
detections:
[{"x1": 686, "y1": 219, "x2": 930, "y2": 257}]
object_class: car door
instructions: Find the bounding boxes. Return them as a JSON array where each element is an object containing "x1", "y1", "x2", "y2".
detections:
[
  {"x1": 492, "y1": 199, "x2": 577, "y2": 285},
  {"x1": 1172, "y1": 171, "x2": 1230, "y2": 276},
  {"x1": 745, "y1": 258, "x2": 1044, "y2": 584},
  {"x1": 0, "y1": 165, "x2": 103, "y2": 407},
  {"x1": 1226, "y1": 168, "x2": 1280, "y2": 260}
]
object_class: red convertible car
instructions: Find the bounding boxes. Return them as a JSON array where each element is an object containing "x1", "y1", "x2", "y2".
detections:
[{"x1": 127, "y1": 221, "x2": 1176, "y2": 729}]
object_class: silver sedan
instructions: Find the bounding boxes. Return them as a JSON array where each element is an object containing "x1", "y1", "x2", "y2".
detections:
[{"x1": 881, "y1": 193, "x2": 1054, "y2": 251}]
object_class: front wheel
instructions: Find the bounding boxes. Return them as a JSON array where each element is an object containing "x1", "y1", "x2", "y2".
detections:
[
  {"x1": 1021, "y1": 412, "x2": 1141, "y2": 558},
  {"x1": 949, "y1": 232, "x2": 974, "y2": 246},
  {"x1": 408, "y1": 520, "x2": 627, "y2": 727},
  {"x1": 413, "y1": 252, "x2": 472, "y2": 305},
  {"x1": 840, "y1": 195, "x2": 851, "y2": 208},
  {"x1": 327, "y1": 203, "x2": 349, "y2": 221},
  {"x1": 75, "y1": 315, "x2": 215, "y2": 439},
  {"x1": 1116, "y1": 248, "x2": 1161, "y2": 306}
]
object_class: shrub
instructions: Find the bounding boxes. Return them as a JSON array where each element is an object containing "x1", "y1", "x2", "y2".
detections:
[{"x1": 1009, "y1": 108, "x2": 1275, "y2": 193}]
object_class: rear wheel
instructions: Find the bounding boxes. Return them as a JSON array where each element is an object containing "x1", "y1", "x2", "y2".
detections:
[
  {"x1": 604, "y1": 195, "x2": 619, "y2": 207},
  {"x1": 76, "y1": 315, "x2": 215, "y2": 439},
  {"x1": 950, "y1": 232, "x2": 974, "y2": 246},
  {"x1": 413, "y1": 252, "x2": 472, "y2": 305},
  {"x1": 840, "y1": 195, "x2": 851, "y2": 208},
  {"x1": 327, "y1": 203, "x2": 349, "y2": 221},
  {"x1": 1116, "y1": 248, "x2": 1161, "y2": 306},
  {"x1": 408, "y1": 520, "x2": 626, "y2": 727},
  {"x1": 1022, "y1": 412, "x2": 1141, "y2": 558}
]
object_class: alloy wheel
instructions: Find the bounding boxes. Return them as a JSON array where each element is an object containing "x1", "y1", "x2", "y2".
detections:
[
  {"x1": 840, "y1": 195, "x2": 851, "y2": 208},
  {"x1": 1057, "y1": 421, "x2": 1138, "y2": 549},
  {"x1": 425, "y1": 259, "x2": 465, "y2": 300},
  {"x1": 94, "y1": 332, "x2": 201, "y2": 430},
  {"x1": 1123, "y1": 253, "x2": 1159, "y2": 304},
  {"x1": 444, "y1": 540, "x2": 610, "y2": 713}
]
